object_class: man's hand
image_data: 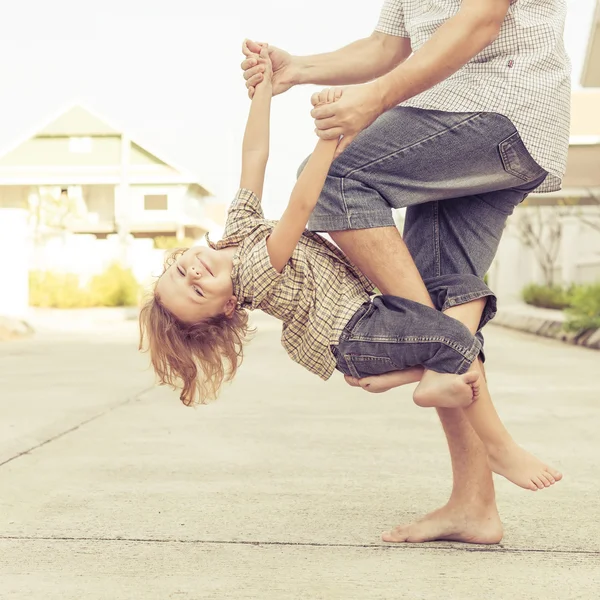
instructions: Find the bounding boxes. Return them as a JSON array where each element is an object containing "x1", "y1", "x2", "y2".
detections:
[
  {"x1": 255, "y1": 46, "x2": 273, "y2": 89},
  {"x1": 310, "y1": 83, "x2": 384, "y2": 156},
  {"x1": 242, "y1": 39, "x2": 297, "y2": 99}
]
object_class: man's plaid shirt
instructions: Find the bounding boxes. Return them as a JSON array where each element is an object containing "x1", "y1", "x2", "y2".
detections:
[
  {"x1": 376, "y1": 0, "x2": 571, "y2": 193},
  {"x1": 210, "y1": 188, "x2": 374, "y2": 380}
]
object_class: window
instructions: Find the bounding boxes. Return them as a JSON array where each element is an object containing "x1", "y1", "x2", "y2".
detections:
[
  {"x1": 69, "y1": 137, "x2": 93, "y2": 153},
  {"x1": 144, "y1": 194, "x2": 168, "y2": 210}
]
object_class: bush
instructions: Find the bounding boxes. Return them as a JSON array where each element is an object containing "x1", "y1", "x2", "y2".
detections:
[
  {"x1": 29, "y1": 271, "x2": 92, "y2": 308},
  {"x1": 89, "y1": 263, "x2": 140, "y2": 307},
  {"x1": 30, "y1": 263, "x2": 140, "y2": 308},
  {"x1": 522, "y1": 284, "x2": 575, "y2": 310},
  {"x1": 154, "y1": 236, "x2": 194, "y2": 250},
  {"x1": 564, "y1": 283, "x2": 600, "y2": 334}
]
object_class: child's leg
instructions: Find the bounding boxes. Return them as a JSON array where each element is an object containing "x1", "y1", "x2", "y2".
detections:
[
  {"x1": 412, "y1": 299, "x2": 487, "y2": 409},
  {"x1": 347, "y1": 294, "x2": 562, "y2": 491},
  {"x1": 345, "y1": 366, "x2": 424, "y2": 393}
]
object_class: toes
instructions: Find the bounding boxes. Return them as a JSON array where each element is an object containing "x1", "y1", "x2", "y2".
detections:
[
  {"x1": 532, "y1": 476, "x2": 546, "y2": 490},
  {"x1": 344, "y1": 375, "x2": 360, "y2": 387},
  {"x1": 548, "y1": 467, "x2": 563, "y2": 481},
  {"x1": 463, "y1": 371, "x2": 480, "y2": 385},
  {"x1": 382, "y1": 527, "x2": 408, "y2": 543},
  {"x1": 538, "y1": 472, "x2": 552, "y2": 488}
]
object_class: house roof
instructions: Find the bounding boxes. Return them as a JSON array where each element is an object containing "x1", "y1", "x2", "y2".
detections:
[
  {"x1": 37, "y1": 105, "x2": 119, "y2": 136},
  {"x1": 581, "y1": 0, "x2": 600, "y2": 87},
  {"x1": 0, "y1": 103, "x2": 211, "y2": 194}
]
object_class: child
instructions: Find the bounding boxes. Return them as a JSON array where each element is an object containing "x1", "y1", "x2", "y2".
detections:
[{"x1": 139, "y1": 47, "x2": 561, "y2": 492}]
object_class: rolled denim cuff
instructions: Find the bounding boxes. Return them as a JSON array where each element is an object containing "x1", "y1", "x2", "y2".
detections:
[{"x1": 425, "y1": 274, "x2": 497, "y2": 333}]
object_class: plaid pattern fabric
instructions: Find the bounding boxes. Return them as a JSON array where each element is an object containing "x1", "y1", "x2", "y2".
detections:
[
  {"x1": 211, "y1": 189, "x2": 374, "y2": 380},
  {"x1": 375, "y1": 0, "x2": 571, "y2": 193}
]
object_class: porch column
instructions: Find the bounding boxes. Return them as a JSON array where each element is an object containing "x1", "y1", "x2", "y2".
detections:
[
  {"x1": 0, "y1": 208, "x2": 30, "y2": 317},
  {"x1": 116, "y1": 133, "x2": 131, "y2": 264}
]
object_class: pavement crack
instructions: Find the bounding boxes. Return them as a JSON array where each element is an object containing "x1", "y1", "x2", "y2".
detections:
[
  {"x1": 1, "y1": 535, "x2": 598, "y2": 556},
  {"x1": 0, "y1": 386, "x2": 155, "y2": 468}
]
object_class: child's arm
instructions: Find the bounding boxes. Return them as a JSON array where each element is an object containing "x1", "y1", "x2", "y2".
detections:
[
  {"x1": 240, "y1": 47, "x2": 272, "y2": 200},
  {"x1": 266, "y1": 135, "x2": 339, "y2": 273}
]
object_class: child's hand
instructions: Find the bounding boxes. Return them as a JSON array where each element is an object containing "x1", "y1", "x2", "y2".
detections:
[{"x1": 310, "y1": 87, "x2": 344, "y2": 108}]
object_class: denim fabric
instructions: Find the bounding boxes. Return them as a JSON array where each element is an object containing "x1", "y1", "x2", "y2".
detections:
[
  {"x1": 303, "y1": 107, "x2": 547, "y2": 358},
  {"x1": 332, "y1": 274, "x2": 495, "y2": 378}
]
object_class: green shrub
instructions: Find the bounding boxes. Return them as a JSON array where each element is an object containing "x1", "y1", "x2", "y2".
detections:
[
  {"x1": 29, "y1": 271, "x2": 92, "y2": 308},
  {"x1": 89, "y1": 263, "x2": 140, "y2": 307},
  {"x1": 30, "y1": 263, "x2": 140, "y2": 308},
  {"x1": 154, "y1": 236, "x2": 194, "y2": 250},
  {"x1": 564, "y1": 283, "x2": 600, "y2": 334},
  {"x1": 522, "y1": 284, "x2": 575, "y2": 310}
]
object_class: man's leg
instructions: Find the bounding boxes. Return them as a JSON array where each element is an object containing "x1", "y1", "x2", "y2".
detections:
[
  {"x1": 305, "y1": 107, "x2": 549, "y2": 541},
  {"x1": 331, "y1": 226, "x2": 503, "y2": 544}
]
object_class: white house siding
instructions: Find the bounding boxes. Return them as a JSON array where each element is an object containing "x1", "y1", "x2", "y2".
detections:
[
  {"x1": 0, "y1": 185, "x2": 30, "y2": 209},
  {"x1": 82, "y1": 185, "x2": 115, "y2": 226}
]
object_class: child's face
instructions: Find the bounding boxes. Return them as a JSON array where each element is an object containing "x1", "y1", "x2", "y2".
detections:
[{"x1": 155, "y1": 246, "x2": 236, "y2": 323}]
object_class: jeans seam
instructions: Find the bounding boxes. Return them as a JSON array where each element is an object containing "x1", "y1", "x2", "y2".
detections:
[
  {"x1": 343, "y1": 112, "x2": 485, "y2": 178},
  {"x1": 433, "y1": 201, "x2": 441, "y2": 277},
  {"x1": 340, "y1": 175, "x2": 352, "y2": 229},
  {"x1": 347, "y1": 335, "x2": 478, "y2": 360}
]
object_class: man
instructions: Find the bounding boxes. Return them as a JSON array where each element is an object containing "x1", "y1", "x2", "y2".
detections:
[{"x1": 241, "y1": 0, "x2": 571, "y2": 544}]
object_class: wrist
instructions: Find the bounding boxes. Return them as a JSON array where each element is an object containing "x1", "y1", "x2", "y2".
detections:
[
  {"x1": 255, "y1": 79, "x2": 273, "y2": 95},
  {"x1": 291, "y1": 55, "x2": 310, "y2": 86},
  {"x1": 374, "y1": 72, "x2": 408, "y2": 113}
]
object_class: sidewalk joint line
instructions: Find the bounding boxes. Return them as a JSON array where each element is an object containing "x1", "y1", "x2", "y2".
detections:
[
  {"x1": 0, "y1": 386, "x2": 155, "y2": 468},
  {"x1": 1, "y1": 535, "x2": 598, "y2": 556}
]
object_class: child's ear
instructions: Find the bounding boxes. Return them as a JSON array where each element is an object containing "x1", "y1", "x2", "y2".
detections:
[{"x1": 223, "y1": 296, "x2": 238, "y2": 318}]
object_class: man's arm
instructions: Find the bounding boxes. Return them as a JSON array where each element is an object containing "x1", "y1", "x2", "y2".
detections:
[
  {"x1": 311, "y1": 0, "x2": 510, "y2": 153},
  {"x1": 242, "y1": 32, "x2": 411, "y2": 97},
  {"x1": 295, "y1": 32, "x2": 411, "y2": 86},
  {"x1": 376, "y1": 0, "x2": 511, "y2": 110}
]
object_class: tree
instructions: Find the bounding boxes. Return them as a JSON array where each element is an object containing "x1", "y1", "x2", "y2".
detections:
[{"x1": 515, "y1": 205, "x2": 562, "y2": 287}]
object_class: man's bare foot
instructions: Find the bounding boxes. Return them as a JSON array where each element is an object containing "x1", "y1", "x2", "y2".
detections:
[
  {"x1": 382, "y1": 502, "x2": 503, "y2": 544},
  {"x1": 343, "y1": 367, "x2": 424, "y2": 393},
  {"x1": 413, "y1": 370, "x2": 480, "y2": 408},
  {"x1": 487, "y1": 441, "x2": 563, "y2": 491}
]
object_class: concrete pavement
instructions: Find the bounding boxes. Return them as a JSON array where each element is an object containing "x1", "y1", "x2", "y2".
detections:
[{"x1": 1, "y1": 311, "x2": 599, "y2": 599}]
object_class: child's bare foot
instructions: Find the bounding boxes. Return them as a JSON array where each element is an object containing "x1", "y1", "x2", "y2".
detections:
[
  {"x1": 413, "y1": 370, "x2": 479, "y2": 408},
  {"x1": 487, "y1": 441, "x2": 563, "y2": 491},
  {"x1": 343, "y1": 367, "x2": 424, "y2": 393}
]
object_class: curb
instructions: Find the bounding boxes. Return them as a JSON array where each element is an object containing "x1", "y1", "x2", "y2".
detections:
[
  {"x1": 0, "y1": 316, "x2": 35, "y2": 341},
  {"x1": 494, "y1": 304, "x2": 600, "y2": 350}
]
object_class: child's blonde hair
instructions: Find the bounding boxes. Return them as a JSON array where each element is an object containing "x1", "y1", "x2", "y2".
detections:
[{"x1": 138, "y1": 249, "x2": 254, "y2": 406}]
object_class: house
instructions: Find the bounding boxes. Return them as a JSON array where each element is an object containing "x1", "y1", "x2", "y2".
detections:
[
  {"x1": 581, "y1": 0, "x2": 600, "y2": 87},
  {"x1": 0, "y1": 104, "x2": 224, "y2": 317},
  {"x1": 490, "y1": 88, "x2": 600, "y2": 302},
  {"x1": 0, "y1": 104, "x2": 220, "y2": 241}
]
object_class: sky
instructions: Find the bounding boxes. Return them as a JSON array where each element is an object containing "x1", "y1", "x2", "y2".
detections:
[{"x1": 0, "y1": 0, "x2": 596, "y2": 218}]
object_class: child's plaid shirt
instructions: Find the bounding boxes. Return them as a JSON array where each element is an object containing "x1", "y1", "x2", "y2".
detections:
[{"x1": 210, "y1": 188, "x2": 374, "y2": 380}]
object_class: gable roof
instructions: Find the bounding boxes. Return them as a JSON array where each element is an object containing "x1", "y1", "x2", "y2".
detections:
[
  {"x1": 37, "y1": 105, "x2": 119, "y2": 136},
  {"x1": 0, "y1": 102, "x2": 211, "y2": 194}
]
